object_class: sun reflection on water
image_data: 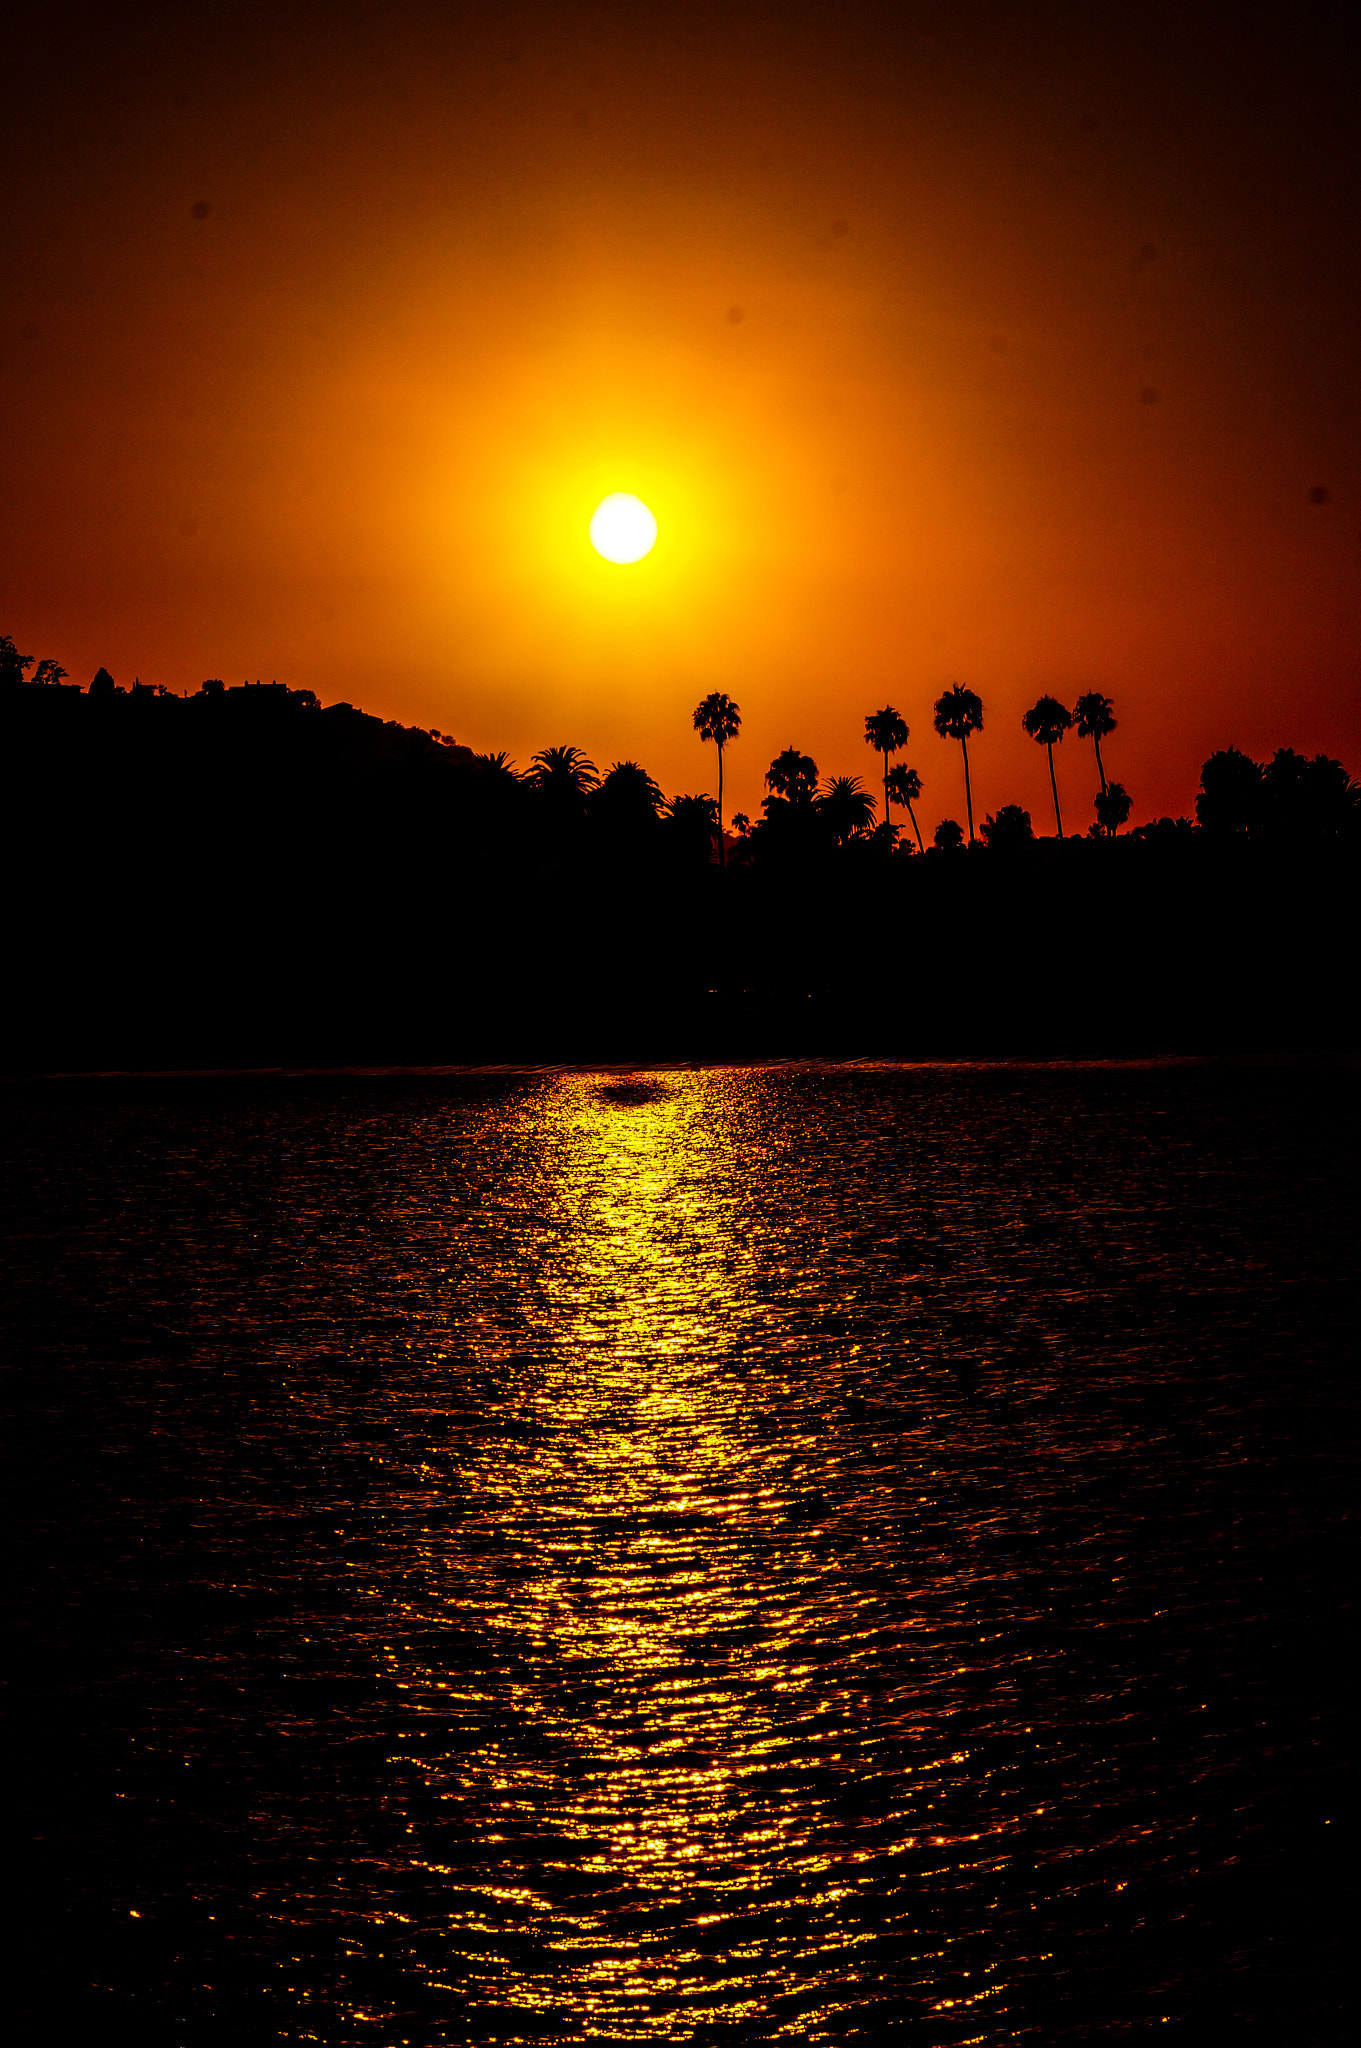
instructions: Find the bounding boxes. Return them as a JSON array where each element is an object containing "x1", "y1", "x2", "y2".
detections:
[
  {"x1": 6, "y1": 1062, "x2": 1338, "y2": 2039},
  {"x1": 381, "y1": 1070, "x2": 972, "y2": 2033}
]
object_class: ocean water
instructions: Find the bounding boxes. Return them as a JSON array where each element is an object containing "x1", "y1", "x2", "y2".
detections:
[{"x1": 3, "y1": 1061, "x2": 1355, "y2": 2044}]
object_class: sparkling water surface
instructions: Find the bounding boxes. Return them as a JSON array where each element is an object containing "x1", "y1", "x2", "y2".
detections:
[{"x1": 3, "y1": 1062, "x2": 1354, "y2": 2043}]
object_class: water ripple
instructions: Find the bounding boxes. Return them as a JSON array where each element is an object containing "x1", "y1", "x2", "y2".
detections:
[{"x1": 2, "y1": 1063, "x2": 1354, "y2": 2041}]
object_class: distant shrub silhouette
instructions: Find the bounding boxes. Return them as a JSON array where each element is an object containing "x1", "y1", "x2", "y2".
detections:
[
  {"x1": 980, "y1": 803, "x2": 1034, "y2": 849},
  {"x1": 933, "y1": 817, "x2": 965, "y2": 852},
  {"x1": 1129, "y1": 816, "x2": 1195, "y2": 843},
  {"x1": 89, "y1": 667, "x2": 117, "y2": 697}
]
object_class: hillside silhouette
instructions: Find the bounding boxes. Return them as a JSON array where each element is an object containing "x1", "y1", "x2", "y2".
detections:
[{"x1": 1, "y1": 650, "x2": 1356, "y2": 1068}]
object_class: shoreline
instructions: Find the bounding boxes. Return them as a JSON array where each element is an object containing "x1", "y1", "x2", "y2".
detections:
[{"x1": 5, "y1": 1049, "x2": 1356, "y2": 1087}]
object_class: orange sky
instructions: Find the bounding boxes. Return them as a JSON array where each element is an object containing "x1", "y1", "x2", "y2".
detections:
[{"x1": 4, "y1": 2, "x2": 1358, "y2": 835}]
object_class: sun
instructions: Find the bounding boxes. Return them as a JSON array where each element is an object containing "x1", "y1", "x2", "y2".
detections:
[{"x1": 589, "y1": 492, "x2": 658, "y2": 564}]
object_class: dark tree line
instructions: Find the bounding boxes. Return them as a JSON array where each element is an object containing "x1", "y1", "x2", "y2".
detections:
[{"x1": 1, "y1": 637, "x2": 1356, "y2": 1066}]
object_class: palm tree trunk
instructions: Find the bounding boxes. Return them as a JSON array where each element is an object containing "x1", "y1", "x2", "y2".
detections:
[
  {"x1": 907, "y1": 799, "x2": 924, "y2": 853},
  {"x1": 883, "y1": 757, "x2": 890, "y2": 835},
  {"x1": 961, "y1": 737, "x2": 975, "y2": 843},
  {"x1": 1047, "y1": 743, "x2": 1063, "y2": 837},
  {"x1": 1093, "y1": 734, "x2": 1107, "y2": 792},
  {"x1": 717, "y1": 742, "x2": 725, "y2": 868}
]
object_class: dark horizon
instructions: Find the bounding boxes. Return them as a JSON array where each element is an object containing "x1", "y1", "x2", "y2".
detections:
[
  {"x1": 6, "y1": 628, "x2": 1357, "y2": 851},
  {"x1": 3, "y1": 641, "x2": 1355, "y2": 1075}
]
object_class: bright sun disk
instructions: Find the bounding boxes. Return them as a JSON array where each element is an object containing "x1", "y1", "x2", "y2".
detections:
[{"x1": 589, "y1": 493, "x2": 658, "y2": 564}]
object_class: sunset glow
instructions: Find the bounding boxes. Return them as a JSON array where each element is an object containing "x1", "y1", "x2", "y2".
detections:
[
  {"x1": 3, "y1": 5, "x2": 1357, "y2": 830},
  {"x1": 2, "y1": 12, "x2": 1354, "y2": 2036}
]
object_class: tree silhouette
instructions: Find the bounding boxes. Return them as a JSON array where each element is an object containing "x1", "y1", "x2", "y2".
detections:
[
  {"x1": 31, "y1": 659, "x2": 68, "y2": 688},
  {"x1": 980, "y1": 803, "x2": 1034, "y2": 849},
  {"x1": 1021, "y1": 695, "x2": 1073, "y2": 836},
  {"x1": 1196, "y1": 747, "x2": 1262, "y2": 836},
  {"x1": 933, "y1": 817, "x2": 965, "y2": 852},
  {"x1": 591, "y1": 760, "x2": 665, "y2": 840},
  {"x1": 933, "y1": 685, "x2": 984, "y2": 843},
  {"x1": 1193, "y1": 745, "x2": 1358, "y2": 844},
  {"x1": 864, "y1": 706, "x2": 908, "y2": 833},
  {"x1": 1074, "y1": 691, "x2": 1116, "y2": 793},
  {"x1": 764, "y1": 747, "x2": 820, "y2": 805},
  {"x1": 693, "y1": 692, "x2": 741, "y2": 868},
  {"x1": 0, "y1": 635, "x2": 35, "y2": 688},
  {"x1": 885, "y1": 762, "x2": 925, "y2": 852},
  {"x1": 666, "y1": 792, "x2": 720, "y2": 864},
  {"x1": 526, "y1": 746, "x2": 598, "y2": 839},
  {"x1": 1094, "y1": 782, "x2": 1132, "y2": 835},
  {"x1": 1261, "y1": 748, "x2": 1359, "y2": 843},
  {"x1": 817, "y1": 775, "x2": 876, "y2": 845},
  {"x1": 527, "y1": 745, "x2": 598, "y2": 797},
  {"x1": 597, "y1": 759, "x2": 663, "y2": 809}
]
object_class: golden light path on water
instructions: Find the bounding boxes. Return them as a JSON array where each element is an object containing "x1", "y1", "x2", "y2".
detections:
[
  {"x1": 5, "y1": 1062, "x2": 1346, "y2": 2041},
  {"x1": 370, "y1": 1071, "x2": 1025, "y2": 2037}
]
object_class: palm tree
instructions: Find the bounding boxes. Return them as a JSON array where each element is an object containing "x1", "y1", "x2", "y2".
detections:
[
  {"x1": 1021, "y1": 695, "x2": 1073, "y2": 836},
  {"x1": 595, "y1": 760, "x2": 664, "y2": 814},
  {"x1": 817, "y1": 775, "x2": 877, "y2": 845},
  {"x1": 526, "y1": 746, "x2": 598, "y2": 838},
  {"x1": 864, "y1": 707, "x2": 909, "y2": 830},
  {"x1": 526, "y1": 745, "x2": 599, "y2": 797},
  {"x1": 590, "y1": 761, "x2": 665, "y2": 841},
  {"x1": 1094, "y1": 781, "x2": 1132, "y2": 835},
  {"x1": 693, "y1": 691, "x2": 741, "y2": 867},
  {"x1": 666, "y1": 792, "x2": 721, "y2": 864},
  {"x1": 932, "y1": 685, "x2": 984, "y2": 842},
  {"x1": 885, "y1": 762, "x2": 925, "y2": 852},
  {"x1": 1073, "y1": 691, "x2": 1116, "y2": 793},
  {"x1": 764, "y1": 747, "x2": 820, "y2": 805}
]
